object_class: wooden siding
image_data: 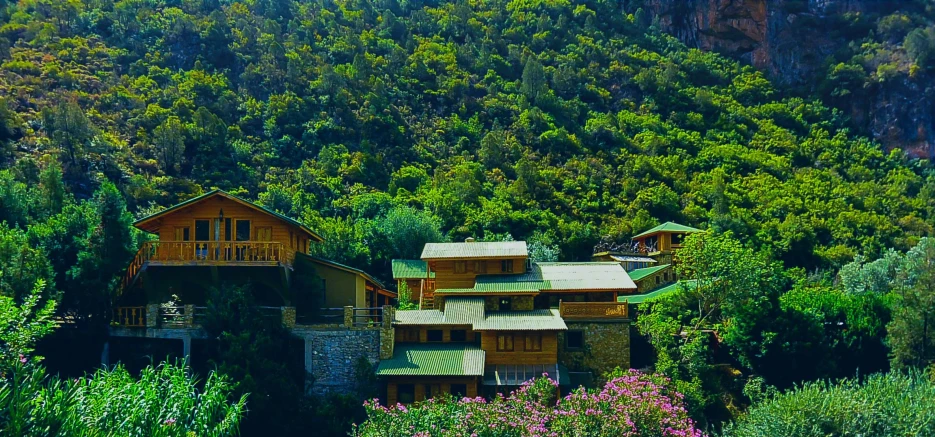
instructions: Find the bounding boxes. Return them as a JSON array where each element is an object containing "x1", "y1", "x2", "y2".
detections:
[
  {"x1": 149, "y1": 196, "x2": 310, "y2": 256},
  {"x1": 386, "y1": 377, "x2": 478, "y2": 405},
  {"x1": 309, "y1": 261, "x2": 366, "y2": 308},
  {"x1": 429, "y1": 258, "x2": 527, "y2": 290},
  {"x1": 479, "y1": 331, "x2": 558, "y2": 365},
  {"x1": 395, "y1": 326, "x2": 476, "y2": 343}
]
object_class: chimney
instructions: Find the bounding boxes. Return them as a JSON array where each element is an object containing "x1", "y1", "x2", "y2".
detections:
[{"x1": 465, "y1": 237, "x2": 476, "y2": 243}]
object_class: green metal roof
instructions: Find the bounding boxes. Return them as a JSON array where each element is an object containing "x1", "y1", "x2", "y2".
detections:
[
  {"x1": 394, "y1": 310, "x2": 451, "y2": 325},
  {"x1": 627, "y1": 264, "x2": 671, "y2": 282},
  {"x1": 376, "y1": 344, "x2": 485, "y2": 376},
  {"x1": 473, "y1": 309, "x2": 567, "y2": 331},
  {"x1": 473, "y1": 262, "x2": 636, "y2": 292},
  {"x1": 421, "y1": 241, "x2": 528, "y2": 260},
  {"x1": 443, "y1": 297, "x2": 485, "y2": 324},
  {"x1": 618, "y1": 280, "x2": 699, "y2": 304},
  {"x1": 632, "y1": 222, "x2": 701, "y2": 239},
  {"x1": 134, "y1": 189, "x2": 323, "y2": 242},
  {"x1": 391, "y1": 259, "x2": 434, "y2": 279}
]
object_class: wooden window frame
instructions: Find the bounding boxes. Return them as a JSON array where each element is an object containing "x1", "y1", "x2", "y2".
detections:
[
  {"x1": 454, "y1": 261, "x2": 467, "y2": 274},
  {"x1": 450, "y1": 329, "x2": 467, "y2": 342},
  {"x1": 525, "y1": 333, "x2": 542, "y2": 351},
  {"x1": 174, "y1": 226, "x2": 191, "y2": 241},
  {"x1": 256, "y1": 226, "x2": 273, "y2": 241},
  {"x1": 234, "y1": 219, "x2": 251, "y2": 242},
  {"x1": 473, "y1": 260, "x2": 486, "y2": 273},
  {"x1": 496, "y1": 333, "x2": 514, "y2": 352},
  {"x1": 501, "y1": 259, "x2": 514, "y2": 273}
]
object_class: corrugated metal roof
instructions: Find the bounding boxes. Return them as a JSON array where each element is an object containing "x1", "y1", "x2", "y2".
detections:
[
  {"x1": 483, "y1": 364, "x2": 563, "y2": 385},
  {"x1": 473, "y1": 309, "x2": 567, "y2": 331},
  {"x1": 394, "y1": 310, "x2": 453, "y2": 325},
  {"x1": 421, "y1": 241, "x2": 528, "y2": 260},
  {"x1": 376, "y1": 344, "x2": 485, "y2": 376},
  {"x1": 609, "y1": 255, "x2": 657, "y2": 263},
  {"x1": 632, "y1": 222, "x2": 701, "y2": 239},
  {"x1": 443, "y1": 297, "x2": 485, "y2": 324},
  {"x1": 298, "y1": 253, "x2": 386, "y2": 289},
  {"x1": 627, "y1": 264, "x2": 671, "y2": 282},
  {"x1": 391, "y1": 259, "x2": 434, "y2": 279},
  {"x1": 618, "y1": 279, "x2": 699, "y2": 304},
  {"x1": 472, "y1": 262, "x2": 635, "y2": 292}
]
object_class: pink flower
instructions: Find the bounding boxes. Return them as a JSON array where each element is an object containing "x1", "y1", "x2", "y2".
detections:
[
  {"x1": 163, "y1": 418, "x2": 176, "y2": 426},
  {"x1": 18, "y1": 354, "x2": 26, "y2": 364}
]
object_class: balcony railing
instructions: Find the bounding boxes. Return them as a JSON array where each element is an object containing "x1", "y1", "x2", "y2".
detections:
[
  {"x1": 559, "y1": 301, "x2": 629, "y2": 319},
  {"x1": 120, "y1": 241, "x2": 292, "y2": 292},
  {"x1": 112, "y1": 305, "x2": 395, "y2": 329},
  {"x1": 114, "y1": 306, "x2": 146, "y2": 327}
]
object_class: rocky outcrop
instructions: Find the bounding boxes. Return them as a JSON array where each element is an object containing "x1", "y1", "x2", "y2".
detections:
[{"x1": 642, "y1": 0, "x2": 935, "y2": 157}]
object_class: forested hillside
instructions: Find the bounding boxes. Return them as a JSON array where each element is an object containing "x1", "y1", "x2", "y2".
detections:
[{"x1": 1, "y1": 0, "x2": 933, "y2": 279}]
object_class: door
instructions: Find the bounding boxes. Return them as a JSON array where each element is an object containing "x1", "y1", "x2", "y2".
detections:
[
  {"x1": 235, "y1": 219, "x2": 251, "y2": 260},
  {"x1": 195, "y1": 219, "x2": 210, "y2": 259}
]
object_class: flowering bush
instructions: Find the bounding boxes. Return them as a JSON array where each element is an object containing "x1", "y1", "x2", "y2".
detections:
[{"x1": 355, "y1": 370, "x2": 704, "y2": 437}]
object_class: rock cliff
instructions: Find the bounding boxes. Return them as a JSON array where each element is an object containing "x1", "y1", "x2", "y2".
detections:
[{"x1": 643, "y1": 0, "x2": 935, "y2": 157}]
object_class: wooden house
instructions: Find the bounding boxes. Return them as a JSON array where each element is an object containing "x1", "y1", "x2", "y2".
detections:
[
  {"x1": 391, "y1": 259, "x2": 434, "y2": 306},
  {"x1": 378, "y1": 241, "x2": 635, "y2": 404},
  {"x1": 114, "y1": 189, "x2": 390, "y2": 328},
  {"x1": 631, "y1": 222, "x2": 701, "y2": 265}
]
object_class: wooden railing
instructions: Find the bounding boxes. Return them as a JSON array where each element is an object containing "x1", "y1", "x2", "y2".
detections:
[
  {"x1": 139, "y1": 240, "x2": 288, "y2": 264},
  {"x1": 559, "y1": 302, "x2": 629, "y2": 319},
  {"x1": 114, "y1": 306, "x2": 146, "y2": 327},
  {"x1": 121, "y1": 245, "x2": 149, "y2": 292}
]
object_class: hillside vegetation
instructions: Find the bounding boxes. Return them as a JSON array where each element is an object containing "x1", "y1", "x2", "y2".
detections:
[{"x1": 0, "y1": 0, "x2": 932, "y2": 279}]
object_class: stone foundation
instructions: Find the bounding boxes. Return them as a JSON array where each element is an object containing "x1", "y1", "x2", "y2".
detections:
[
  {"x1": 297, "y1": 327, "x2": 381, "y2": 396},
  {"x1": 558, "y1": 320, "x2": 631, "y2": 380}
]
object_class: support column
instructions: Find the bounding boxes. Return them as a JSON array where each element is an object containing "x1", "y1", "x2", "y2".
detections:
[
  {"x1": 101, "y1": 341, "x2": 110, "y2": 367},
  {"x1": 183, "y1": 304, "x2": 195, "y2": 327},
  {"x1": 343, "y1": 306, "x2": 354, "y2": 328},
  {"x1": 282, "y1": 306, "x2": 296, "y2": 328},
  {"x1": 182, "y1": 336, "x2": 191, "y2": 362},
  {"x1": 146, "y1": 304, "x2": 159, "y2": 328},
  {"x1": 380, "y1": 305, "x2": 395, "y2": 360}
]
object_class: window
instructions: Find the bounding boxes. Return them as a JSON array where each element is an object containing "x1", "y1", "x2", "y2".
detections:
[
  {"x1": 498, "y1": 297, "x2": 512, "y2": 310},
  {"x1": 501, "y1": 259, "x2": 514, "y2": 273},
  {"x1": 397, "y1": 384, "x2": 415, "y2": 404},
  {"x1": 473, "y1": 260, "x2": 487, "y2": 273},
  {"x1": 256, "y1": 227, "x2": 272, "y2": 241},
  {"x1": 224, "y1": 218, "x2": 232, "y2": 241},
  {"x1": 497, "y1": 334, "x2": 514, "y2": 351},
  {"x1": 450, "y1": 329, "x2": 467, "y2": 342},
  {"x1": 454, "y1": 261, "x2": 467, "y2": 274},
  {"x1": 174, "y1": 227, "x2": 190, "y2": 241},
  {"x1": 655, "y1": 276, "x2": 660, "y2": 285},
  {"x1": 398, "y1": 328, "x2": 419, "y2": 342},
  {"x1": 195, "y1": 219, "x2": 210, "y2": 241},
  {"x1": 235, "y1": 220, "x2": 251, "y2": 241},
  {"x1": 673, "y1": 233, "x2": 684, "y2": 245},
  {"x1": 450, "y1": 384, "x2": 467, "y2": 398},
  {"x1": 566, "y1": 331, "x2": 584, "y2": 349},
  {"x1": 426, "y1": 329, "x2": 443, "y2": 342},
  {"x1": 663, "y1": 272, "x2": 669, "y2": 281},
  {"x1": 525, "y1": 333, "x2": 542, "y2": 351},
  {"x1": 645, "y1": 236, "x2": 658, "y2": 250}
]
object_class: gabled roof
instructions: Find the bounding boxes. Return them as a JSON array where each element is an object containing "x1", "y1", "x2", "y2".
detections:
[
  {"x1": 473, "y1": 309, "x2": 567, "y2": 331},
  {"x1": 472, "y1": 262, "x2": 636, "y2": 293},
  {"x1": 421, "y1": 241, "x2": 528, "y2": 260},
  {"x1": 393, "y1": 297, "x2": 565, "y2": 331},
  {"x1": 391, "y1": 259, "x2": 434, "y2": 279},
  {"x1": 298, "y1": 253, "x2": 388, "y2": 291},
  {"x1": 618, "y1": 279, "x2": 699, "y2": 304},
  {"x1": 632, "y1": 222, "x2": 701, "y2": 240},
  {"x1": 627, "y1": 264, "x2": 671, "y2": 282},
  {"x1": 134, "y1": 189, "x2": 323, "y2": 242},
  {"x1": 376, "y1": 344, "x2": 485, "y2": 376}
]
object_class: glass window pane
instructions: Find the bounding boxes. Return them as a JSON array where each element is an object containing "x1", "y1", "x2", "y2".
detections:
[{"x1": 236, "y1": 220, "x2": 251, "y2": 241}]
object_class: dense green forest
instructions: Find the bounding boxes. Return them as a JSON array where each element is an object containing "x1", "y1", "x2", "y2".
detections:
[
  {"x1": 2, "y1": 0, "x2": 935, "y2": 435},
  {"x1": 1, "y1": 0, "x2": 933, "y2": 278}
]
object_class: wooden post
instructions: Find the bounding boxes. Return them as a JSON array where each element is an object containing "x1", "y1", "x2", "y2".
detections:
[
  {"x1": 282, "y1": 306, "x2": 296, "y2": 328},
  {"x1": 183, "y1": 304, "x2": 195, "y2": 327},
  {"x1": 146, "y1": 304, "x2": 159, "y2": 328}
]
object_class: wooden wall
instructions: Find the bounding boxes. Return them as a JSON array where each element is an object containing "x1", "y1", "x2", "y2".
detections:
[
  {"x1": 151, "y1": 196, "x2": 311, "y2": 254},
  {"x1": 479, "y1": 331, "x2": 558, "y2": 365},
  {"x1": 395, "y1": 325, "x2": 476, "y2": 343},
  {"x1": 430, "y1": 257, "x2": 527, "y2": 289},
  {"x1": 386, "y1": 377, "x2": 478, "y2": 405}
]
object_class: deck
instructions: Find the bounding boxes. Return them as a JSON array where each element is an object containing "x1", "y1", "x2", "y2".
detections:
[
  {"x1": 558, "y1": 301, "x2": 629, "y2": 319},
  {"x1": 121, "y1": 240, "x2": 293, "y2": 290}
]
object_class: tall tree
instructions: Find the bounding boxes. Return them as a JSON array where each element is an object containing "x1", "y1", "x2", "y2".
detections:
[{"x1": 888, "y1": 237, "x2": 935, "y2": 369}]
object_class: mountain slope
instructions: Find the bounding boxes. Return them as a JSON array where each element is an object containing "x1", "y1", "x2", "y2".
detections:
[{"x1": 0, "y1": 0, "x2": 931, "y2": 274}]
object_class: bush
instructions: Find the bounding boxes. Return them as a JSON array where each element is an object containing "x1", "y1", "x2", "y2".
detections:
[
  {"x1": 721, "y1": 372, "x2": 935, "y2": 437},
  {"x1": 354, "y1": 370, "x2": 703, "y2": 437}
]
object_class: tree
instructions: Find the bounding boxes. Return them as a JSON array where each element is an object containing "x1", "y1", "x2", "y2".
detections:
[
  {"x1": 375, "y1": 206, "x2": 445, "y2": 260},
  {"x1": 154, "y1": 116, "x2": 186, "y2": 174},
  {"x1": 521, "y1": 56, "x2": 547, "y2": 102},
  {"x1": 888, "y1": 237, "x2": 935, "y2": 369},
  {"x1": 42, "y1": 99, "x2": 93, "y2": 168}
]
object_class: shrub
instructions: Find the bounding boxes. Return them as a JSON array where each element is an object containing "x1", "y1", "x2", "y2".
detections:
[{"x1": 354, "y1": 370, "x2": 703, "y2": 437}]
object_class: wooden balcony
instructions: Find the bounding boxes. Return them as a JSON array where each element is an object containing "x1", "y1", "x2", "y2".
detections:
[
  {"x1": 559, "y1": 301, "x2": 629, "y2": 319},
  {"x1": 121, "y1": 240, "x2": 293, "y2": 291}
]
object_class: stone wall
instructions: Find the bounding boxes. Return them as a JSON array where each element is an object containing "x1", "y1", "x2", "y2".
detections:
[
  {"x1": 297, "y1": 327, "x2": 381, "y2": 396},
  {"x1": 483, "y1": 295, "x2": 534, "y2": 311},
  {"x1": 558, "y1": 320, "x2": 631, "y2": 379}
]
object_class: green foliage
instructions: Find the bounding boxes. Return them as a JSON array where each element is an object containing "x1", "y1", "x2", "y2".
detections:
[
  {"x1": 396, "y1": 280, "x2": 418, "y2": 311},
  {"x1": 721, "y1": 372, "x2": 935, "y2": 437},
  {"x1": 888, "y1": 238, "x2": 935, "y2": 369},
  {"x1": 0, "y1": 280, "x2": 56, "y2": 370}
]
